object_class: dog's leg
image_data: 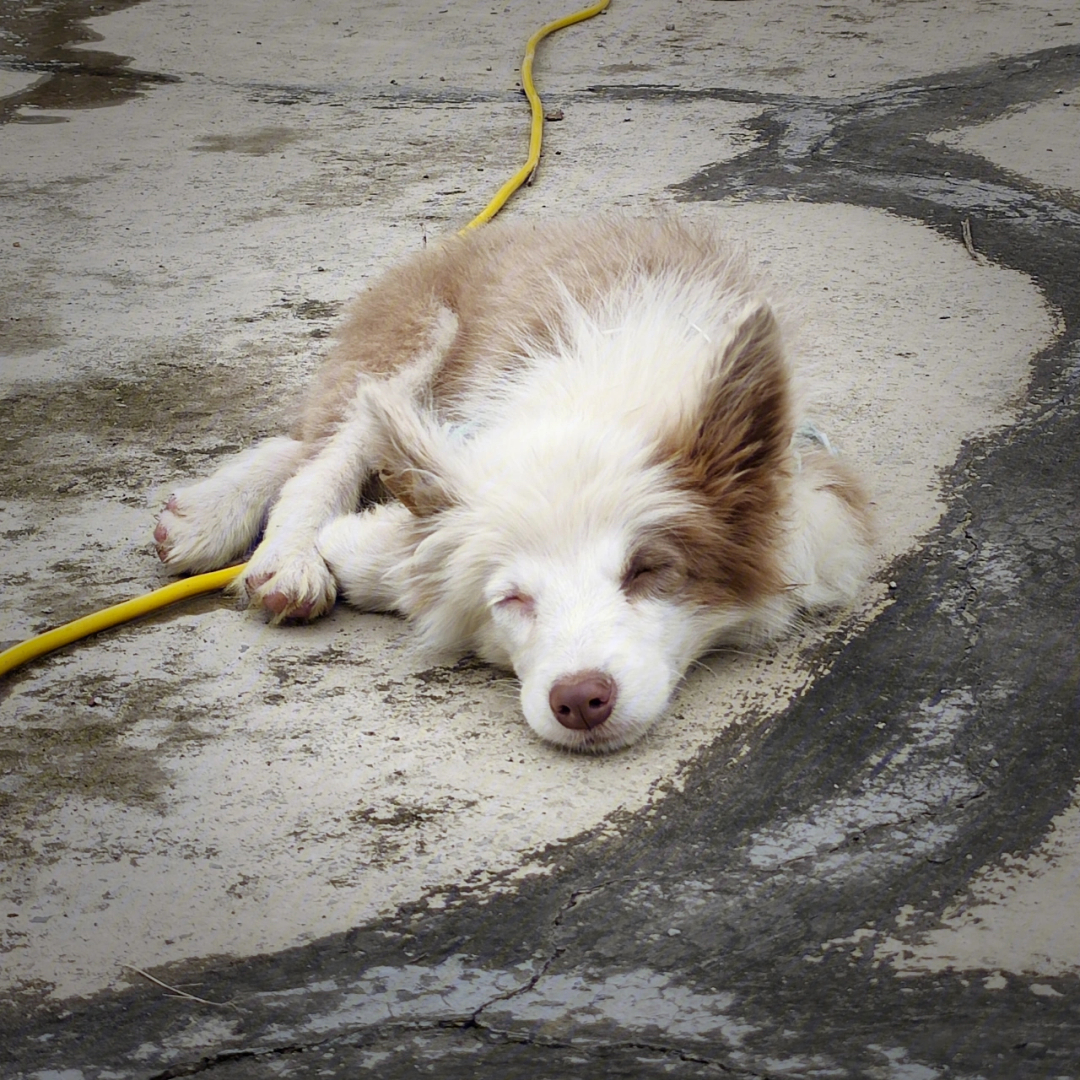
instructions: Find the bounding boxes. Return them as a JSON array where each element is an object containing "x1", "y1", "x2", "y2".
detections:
[
  {"x1": 154, "y1": 436, "x2": 309, "y2": 574},
  {"x1": 316, "y1": 503, "x2": 414, "y2": 612},
  {"x1": 234, "y1": 414, "x2": 374, "y2": 621},
  {"x1": 237, "y1": 304, "x2": 460, "y2": 622}
]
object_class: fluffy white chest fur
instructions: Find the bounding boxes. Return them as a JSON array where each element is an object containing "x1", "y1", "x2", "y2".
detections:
[{"x1": 155, "y1": 217, "x2": 872, "y2": 751}]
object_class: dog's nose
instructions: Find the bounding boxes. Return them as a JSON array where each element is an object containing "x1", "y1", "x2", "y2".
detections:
[{"x1": 549, "y1": 671, "x2": 617, "y2": 730}]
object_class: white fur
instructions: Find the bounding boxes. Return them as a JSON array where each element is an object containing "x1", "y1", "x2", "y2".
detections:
[
  {"x1": 154, "y1": 437, "x2": 308, "y2": 573},
  {"x1": 156, "y1": 218, "x2": 872, "y2": 751}
]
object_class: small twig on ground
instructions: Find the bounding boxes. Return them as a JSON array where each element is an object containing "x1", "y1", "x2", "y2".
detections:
[
  {"x1": 961, "y1": 217, "x2": 979, "y2": 260},
  {"x1": 123, "y1": 964, "x2": 237, "y2": 1009}
]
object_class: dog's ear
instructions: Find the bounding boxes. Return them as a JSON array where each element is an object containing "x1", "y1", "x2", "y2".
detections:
[
  {"x1": 658, "y1": 300, "x2": 794, "y2": 595},
  {"x1": 665, "y1": 300, "x2": 793, "y2": 483},
  {"x1": 364, "y1": 392, "x2": 459, "y2": 517}
]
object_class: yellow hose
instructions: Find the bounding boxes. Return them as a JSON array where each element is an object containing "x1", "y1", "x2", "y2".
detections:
[
  {"x1": 460, "y1": 0, "x2": 610, "y2": 232},
  {"x1": 0, "y1": 566, "x2": 245, "y2": 678},
  {"x1": 0, "y1": 1, "x2": 611, "y2": 680}
]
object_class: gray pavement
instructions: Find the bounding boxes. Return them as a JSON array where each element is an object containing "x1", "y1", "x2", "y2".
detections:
[{"x1": 1, "y1": 1, "x2": 1078, "y2": 1077}]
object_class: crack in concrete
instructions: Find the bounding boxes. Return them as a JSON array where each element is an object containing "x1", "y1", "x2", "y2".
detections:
[
  {"x1": 467, "y1": 880, "x2": 617, "y2": 1026},
  {"x1": 134, "y1": 1016, "x2": 784, "y2": 1080}
]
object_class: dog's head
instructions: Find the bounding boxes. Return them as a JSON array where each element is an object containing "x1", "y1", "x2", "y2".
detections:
[{"x1": 371, "y1": 300, "x2": 795, "y2": 751}]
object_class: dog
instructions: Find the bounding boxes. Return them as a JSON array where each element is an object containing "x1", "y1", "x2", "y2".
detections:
[{"x1": 153, "y1": 216, "x2": 872, "y2": 751}]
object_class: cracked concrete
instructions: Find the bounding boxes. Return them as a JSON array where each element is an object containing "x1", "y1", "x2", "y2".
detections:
[{"x1": 1, "y1": 1, "x2": 1079, "y2": 1078}]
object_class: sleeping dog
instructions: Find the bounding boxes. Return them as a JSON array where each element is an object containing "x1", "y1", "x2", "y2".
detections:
[{"x1": 154, "y1": 216, "x2": 872, "y2": 750}]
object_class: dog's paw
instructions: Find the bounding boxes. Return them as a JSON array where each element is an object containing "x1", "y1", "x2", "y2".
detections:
[
  {"x1": 316, "y1": 506, "x2": 412, "y2": 612},
  {"x1": 154, "y1": 491, "x2": 250, "y2": 574},
  {"x1": 153, "y1": 438, "x2": 306, "y2": 575},
  {"x1": 236, "y1": 543, "x2": 337, "y2": 622}
]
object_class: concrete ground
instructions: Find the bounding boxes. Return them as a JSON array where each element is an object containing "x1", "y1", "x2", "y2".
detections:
[{"x1": 1, "y1": 0, "x2": 1078, "y2": 1076}]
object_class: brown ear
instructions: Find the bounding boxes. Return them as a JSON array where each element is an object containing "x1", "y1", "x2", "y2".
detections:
[
  {"x1": 365, "y1": 392, "x2": 458, "y2": 517},
  {"x1": 660, "y1": 300, "x2": 794, "y2": 598}
]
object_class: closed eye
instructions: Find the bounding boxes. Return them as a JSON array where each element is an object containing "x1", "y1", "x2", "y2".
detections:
[
  {"x1": 621, "y1": 550, "x2": 684, "y2": 597},
  {"x1": 494, "y1": 591, "x2": 535, "y2": 617},
  {"x1": 622, "y1": 559, "x2": 659, "y2": 588}
]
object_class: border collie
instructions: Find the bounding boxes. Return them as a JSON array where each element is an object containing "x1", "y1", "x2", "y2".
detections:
[{"x1": 154, "y1": 217, "x2": 872, "y2": 751}]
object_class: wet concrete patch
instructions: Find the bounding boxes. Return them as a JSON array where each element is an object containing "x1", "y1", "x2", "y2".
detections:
[
  {"x1": 672, "y1": 43, "x2": 1080, "y2": 303},
  {"x1": 875, "y1": 789, "x2": 1080, "y2": 978},
  {"x1": 0, "y1": 0, "x2": 176, "y2": 124},
  {"x1": 193, "y1": 126, "x2": 306, "y2": 156},
  {"x1": 0, "y1": 351, "x2": 309, "y2": 503},
  {"x1": 930, "y1": 86, "x2": 1080, "y2": 198}
]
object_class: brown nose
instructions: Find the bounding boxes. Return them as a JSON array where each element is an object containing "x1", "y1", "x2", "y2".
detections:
[{"x1": 549, "y1": 671, "x2": 617, "y2": 730}]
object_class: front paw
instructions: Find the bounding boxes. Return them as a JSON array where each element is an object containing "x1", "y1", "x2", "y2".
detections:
[
  {"x1": 154, "y1": 495, "x2": 184, "y2": 562},
  {"x1": 154, "y1": 493, "x2": 237, "y2": 574},
  {"x1": 236, "y1": 545, "x2": 337, "y2": 622}
]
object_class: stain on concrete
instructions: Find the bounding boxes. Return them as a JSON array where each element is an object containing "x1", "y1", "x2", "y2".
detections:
[
  {"x1": 0, "y1": 356, "x2": 305, "y2": 505},
  {"x1": 192, "y1": 126, "x2": 305, "y2": 156},
  {"x1": 0, "y1": 0, "x2": 176, "y2": 124}
]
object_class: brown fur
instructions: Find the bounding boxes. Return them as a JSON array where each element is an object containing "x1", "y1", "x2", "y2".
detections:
[
  {"x1": 297, "y1": 217, "x2": 769, "y2": 442},
  {"x1": 656, "y1": 302, "x2": 794, "y2": 607}
]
